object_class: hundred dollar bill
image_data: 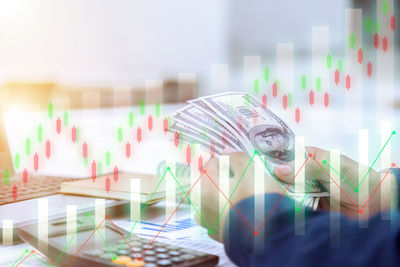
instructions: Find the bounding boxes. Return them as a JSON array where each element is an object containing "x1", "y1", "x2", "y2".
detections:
[
  {"x1": 176, "y1": 105, "x2": 243, "y2": 150},
  {"x1": 170, "y1": 121, "x2": 230, "y2": 155},
  {"x1": 171, "y1": 118, "x2": 237, "y2": 152},
  {"x1": 194, "y1": 92, "x2": 328, "y2": 198}
]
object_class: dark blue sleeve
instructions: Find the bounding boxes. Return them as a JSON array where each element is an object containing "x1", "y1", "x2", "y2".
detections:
[{"x1": 224, "y1": 194, "x2": 400, "y2": 267}]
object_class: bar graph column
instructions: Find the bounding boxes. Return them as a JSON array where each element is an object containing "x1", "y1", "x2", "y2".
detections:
[
  {"x1": 166, "y1": 157, "x2": 176, "y2": 223},
  {"x1": 330, "y1": 149, "x2": 341, "y2": 247},
  {"x1": 2, "y1": 220, "x2": 13, "y2": 245},
  {"x1": 380, "y1": 121, "x2": 392, "y2": 220},
  {"x1": 191, "y1": 144, "x2": 201, "y2": 219},
  {"x1": 377, "y1": 0, "x2": 394, "y2": 119},
  {"x1": 66, "y1": 205, "x2": 77, "y2": 252},
  {"x1": 113, "y1": 86, "x2": 132, "y2": 107},
  {"x1": 277, "y1": 43, "x2": 294, "y2": 99},
  {"x1": 345, "y1": 9, "x2": 362, "y2": 132},
  {"x1": 219, "y1": 156, "x2": 229, "y2": 242},
  {"x1": 95, "y1": 199, "x2": 105, "y2": 248},
  {"x1": 211, "y1": 64, "x2": 229, "y2": 93},
  {"x1": 38, "y1": 199, "x2": 48, "y2": 252},
  {"x1": 178, "y1": 73, "x2": 196, "y2": 103},
  {"x1": 130, "y1": 178, "x2": 141, "y2": 222},
  {"x1": 254, "y1": 155, "x2": 265, "y2": 253},
  {"x1": 244, "y1": 56, "x2": 261, "y2": 93},
  {"x1": 359, "y1": 129, "x2": 368, "y2": 227},
  {"x1": 295, "y1": 136, "x2": 305, "y2": 235},
  {"x1": 312, "y1": 26, "x2": 330, "y2": 133},
  {"x1": 145, "y1": 80, "x2": 163, "y2": 106},
  {"x1": 83, "y1": 91, "x2": 101, "y2": 109}
]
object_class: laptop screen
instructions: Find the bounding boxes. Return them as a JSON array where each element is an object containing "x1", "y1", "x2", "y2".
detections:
[{"x1": 0, "y1": 115, "x2": 13, "y2": 174}]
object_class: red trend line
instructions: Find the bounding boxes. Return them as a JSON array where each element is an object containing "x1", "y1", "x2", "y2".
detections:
[
  {"x1": 15, "y1": 251, "x2": 33, "y2": 267},
  {"x1": 313, "y1": 158, "x2": 360, "y2": 211},
  {"x1": 204, "y1": 171, "x2": 255, "y2": 233},
  {"x1": 65, "y1": 217, "x2": 106, "y2": 267},
  {"x1": 140, "y1": 171, "x2": 204, "y2": 259},
  {"x1": 13, "y1": 159, "x2": 397, "y2": 267},
  {"x1": 107, "y1": 217, "x2": 140, "y2": 259},
  {"x1": 16, "y1": 250, "x2": 61, "y2": 267},
  {"x1": 204, "y1": 157, "x2": 309, "y2": 235},
  {"x1": 313, "y1": 158, "x2": 394, "y2": 213},
  {"x1": 256, "y1": 157, "x2": 309, "y2": 232},
  {"x1": 361, "y1": 165, "x2": 394, "y2": 211}
]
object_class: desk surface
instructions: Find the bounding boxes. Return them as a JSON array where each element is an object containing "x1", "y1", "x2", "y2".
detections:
[{"x1": 2, "y1": 98, "x2": 400, "y2": 267}]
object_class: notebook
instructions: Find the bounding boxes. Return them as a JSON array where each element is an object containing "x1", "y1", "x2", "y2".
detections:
[{"x1": 60, "y1": 172, "x2": 191, "y2": 204}]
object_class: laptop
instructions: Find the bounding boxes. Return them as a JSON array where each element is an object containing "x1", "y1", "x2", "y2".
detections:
[{"x1": 0, "y1": 115, "x2": 124, "y2": 244}]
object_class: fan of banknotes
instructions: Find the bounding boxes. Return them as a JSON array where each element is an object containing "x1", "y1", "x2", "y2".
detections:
[{"x1": 170, "y1": 92, "x2": 329, "y2": 210}]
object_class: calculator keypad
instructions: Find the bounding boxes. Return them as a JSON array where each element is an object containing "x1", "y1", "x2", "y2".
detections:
[{"x1": 84, "y1": 236, "x2": 212, "y2": 267}]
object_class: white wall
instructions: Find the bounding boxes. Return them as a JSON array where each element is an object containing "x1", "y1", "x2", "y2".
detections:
[
  {"x1": 228, "y1": 0, "x2": 347, "y2": 65},
  {"x1": 0, "y1": 0, "x2": 229, "y2": 86}
]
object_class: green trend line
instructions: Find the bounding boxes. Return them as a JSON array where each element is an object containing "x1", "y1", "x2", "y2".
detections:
[
  {"x1": 168, "y1": 171, "x2": 210, "y2": 230},
  {"x1": 11, "y1": 249, "x2": 28, "y2": 267},
  {"x1": 115, "y1": 169, "x2": 170, "y2": 255},
  {"x1": 356, "y1": 131, "x2": 395, "y2": 190},
  {"x1": 11, "y1": 130, "x2": 396, "y2": 266},
  {"x1": 325, "y1": 163, "x2": 357, "y2": 191},
  {"x1": 210, "y1": 152, "x2": 256, "y2": 232},
  {"x1": 32, "y1": 253, "x2": 51, "y2": 266}
]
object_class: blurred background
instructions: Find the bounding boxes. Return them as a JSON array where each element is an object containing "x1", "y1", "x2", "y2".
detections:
[{"x1": 0, "y1": 0, "x2": 397, "y2": 108}]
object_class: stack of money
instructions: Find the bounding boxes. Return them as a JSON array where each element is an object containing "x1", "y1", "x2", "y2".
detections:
[{"x1": 170, "y1": 92, "x2": 328, "y2": 210}]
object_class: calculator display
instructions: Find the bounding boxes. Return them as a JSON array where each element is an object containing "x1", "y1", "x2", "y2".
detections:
[{"x1": 49, "y1": 228, "x2": 122, "y2": 253}]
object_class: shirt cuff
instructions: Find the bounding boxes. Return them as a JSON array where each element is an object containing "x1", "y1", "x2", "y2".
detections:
[{"x1": 390, "y1": 167, "x2": 400, "y2": 210}]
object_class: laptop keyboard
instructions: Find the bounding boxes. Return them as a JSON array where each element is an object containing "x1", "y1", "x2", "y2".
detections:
[{"x1": 0, "y1": 176, "x2": 78, "y2": 205}]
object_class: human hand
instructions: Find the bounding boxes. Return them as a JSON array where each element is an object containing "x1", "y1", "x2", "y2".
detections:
[
  {"x1": 195, "y1": 152, "x2": 282, "y2": 242},
  {"x1": 274, "y1": 146, "x2": 398, "y2": 217}
]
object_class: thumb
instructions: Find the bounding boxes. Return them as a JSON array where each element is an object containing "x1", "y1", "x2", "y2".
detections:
[
  {"x1": 273, "y1": 164, "x2": 294, "y2": 184},
  {"x1": 273, "y1": 146, "x2": 330, "y2": 184}
]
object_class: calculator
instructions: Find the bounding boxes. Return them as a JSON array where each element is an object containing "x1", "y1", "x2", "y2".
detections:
[{"x1": 18, "y1": 214, "x2": 219, "y2": 267}]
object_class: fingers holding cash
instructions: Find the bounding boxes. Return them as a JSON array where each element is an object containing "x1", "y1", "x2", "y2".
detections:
[{"x1": 169, "y1": 92, "x2": 328, "y2": 209}]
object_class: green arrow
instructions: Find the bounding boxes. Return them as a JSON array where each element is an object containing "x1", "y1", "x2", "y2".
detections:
[
  {"x1": 383, "y1": 0, "x2": 388, "y2": 15},
  {"x1": 38, "y1": 125, "x2": 43, "y2": 143},
  {"x1": 15, "y1": 154, "x2": 20, "y2": 170},
  {"x1": 337, "y1": 59, "x2": 343, "y2": 73},
  {"x1": 118, "y1": 127, "x2": 123, "y2": 143},
  {"x1": 254, "y1": 79, "x2": 259, "y2": 94},
  {"x1": 316, "y1": 77, "x2": 321, "y2": 92},
  {"x1": 301, "y1": 75, "x2": 306, "y2": 90},
  {"x1": 129, "y1": 112, "x2": 134, "y2": 128},
  {"x1": 155, "y1": 103, "x2": 160, "y2": 117},
  {"x1": 365, "y1": 18, "x2": 371, "y2": 33},
  {"x1": 75, "y1": 127, "x2": 80, "y2": 143},
  {"x1": 140, "y1": 101, "x2": 145, "y2": 115},
  {"x1": 98, "y1": 161, "x2": 103, "y2": 176},
  {"x1": 375, "y1": 21, "x2": 380, "y2": 34},
  {"x1": 63, "y1": 111, "x2": 69, "y2": 127},
  {"x1": 287, "y1": 93, "x2": 293, "y2": 107},
  {"x1": 326, "y1": 54, "x2": 332, "y2": 69},
  {"x1": 264, "y1": 68, "x2": 269, "y2": 83},
  {"x1": 4, "y1": 170, "x2": 9, "y2": 185},
  {"x1": 349, "y1": 34, "x2": 355, "y2": 49},
  {"x1": 48, "y1": 102, "x2": 53, "y2": 119},
  {"x1": 26, "y1": 138, "x2": 31, "y2": 156},
  {"x1": 106, "y1": 151, "x2": 111, "y2": 166}
]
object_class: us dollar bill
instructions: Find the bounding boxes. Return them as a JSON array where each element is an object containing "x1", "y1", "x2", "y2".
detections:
[
  {"x1": 171, "y1": 92, "x2": 328, "y2": 209},
  {"x1": 196, "y1": 92, "x2": 328, "y2": 197},
  {"x1": 170, "y1": 120, "x2": 233, "y2": 155},
  {"x1": 175, "y1": 105, "x2": 244, "y2": 151}
]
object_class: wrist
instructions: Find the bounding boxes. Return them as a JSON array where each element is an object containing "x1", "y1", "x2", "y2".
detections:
[
  {"x1": 388, "y1": 170, "x2": 400, "y2": 210},
  {"x1": 390, "y1": 168, "x2": 400, "y2": 210}
]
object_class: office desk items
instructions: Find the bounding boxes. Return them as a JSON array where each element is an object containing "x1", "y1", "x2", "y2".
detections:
[
  {"x1": 60, "y1": 172, "x2": 191, "y2": 203},
  {"x1": 18, "y1": 214, "x2": 219, "y2": 267}
]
